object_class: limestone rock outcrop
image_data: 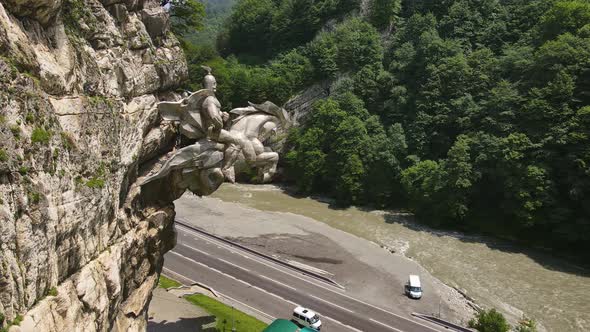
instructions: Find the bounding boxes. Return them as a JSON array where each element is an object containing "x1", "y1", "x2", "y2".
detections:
[
  {"x1": 0, "y1": 1, "x2": 187, "y2": 331},
  {"x1": 284, "y1": 81, "x2": 330, "y2": 127}
]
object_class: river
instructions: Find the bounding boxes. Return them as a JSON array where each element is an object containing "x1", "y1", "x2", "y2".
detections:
[{"x1": 209, "y1": 183, "x2": 589, "y2": 332}]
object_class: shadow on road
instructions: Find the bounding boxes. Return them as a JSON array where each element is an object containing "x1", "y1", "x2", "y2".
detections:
[{"x1": 147, "y1": 316, "x2": 217, "y2": 332}]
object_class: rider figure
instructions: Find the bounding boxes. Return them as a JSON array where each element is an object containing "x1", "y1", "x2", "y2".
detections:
[{"x1": 200, "y1": 68, "x2": 256, "y2": 181}]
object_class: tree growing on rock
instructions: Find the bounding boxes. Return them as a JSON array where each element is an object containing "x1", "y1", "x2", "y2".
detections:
[{"x1": 167, "y1": 0, "x2": 205, "y2": 35}]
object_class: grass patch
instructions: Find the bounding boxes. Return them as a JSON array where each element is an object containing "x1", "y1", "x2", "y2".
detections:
[
  {"x1": 0, "y1": 149, "x2": 7, "y2": 162},
  {"x1": 87, "y1": 95, "x2": 114, "y2": 108},
  {"x1": 85, "y1": 177, "x2": 105, "y2": 189},
  {"x1": 18, "y1": 166, "x2": 28, "y2": 175},
  {"x1": 28, "y1": 191, "x2": 40, "y2": 204},
  {"x1": 63, "y1": 0, "x2": 97, "y2": 35},
  {"x1": 48, "y1": 287, "x2": 58, "y2": 297},
  {"x1": 10, "y1": 125, "x2": 20, "y2": 139},
  {"x1": 184, "y1": 294, "x2": 268, "y2": 332},
  {"x1": 158, "y1": 275, "x2": 182, "y2": 289},
  {"x1": 60, "y1": 131, "x2": 76, "y2": 151},
  {"x1": 12, "y1": 315, "x2": 22, "y2": 326},
  {"x1": 31, "y1": 127, "x2": 51, "y2": 144}
]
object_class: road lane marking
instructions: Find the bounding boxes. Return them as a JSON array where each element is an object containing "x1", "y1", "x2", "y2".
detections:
[
  {"x1": 166, "y1": 258, "x2": 390, "y2": 332},
  {"x1": 162, "y1": 267, "x2": 222, "y2": 297},
  {"x1": 167, "y1": 252, "x2": 368, "y2": 332},
  {"x1": 216, "y1": 291, "x2": 276, "y2": 322},
  {"x1": 164, "y1": 258, "x2": 277, "y2": 324},
  {"x1": 177, "y1": 243, "x2": 251, "y2": 272},
  {"x1": 218, "y1": 258, "x2": 251, "y2": 272},
  {"x1": 370, "y1": 318, "x2": 404, "y2": 332},
  {"x1": 162, "y1": 267, "x2": 196, "y2": 284},
  {"x1": 251, "y1": 285, "x2": 299, "y2": 305},
  {"x1": 176, "y1": 225, "x2": 440, "y2": 332},
  {"x1": 170, "y1": 251, "x2": 253, "y2": 287},
  {"x1": 322, "y1": 315, "x2": 363, "y2": 332},
  {"x1": 170, "y1": 251, "x2": 295, "y2": 303},
  {"x1": 179, "y1": 243, "x2": 211, "y2": 256},
  {"x1": 176, "y1": 225, "x2": 344, "y2": 290},
  {"x1": 260, "y1": 275, "x2": 296, "y2": 290},
  {"x1": 309, "y1": 294, "x2": 354, "y2": 313}
]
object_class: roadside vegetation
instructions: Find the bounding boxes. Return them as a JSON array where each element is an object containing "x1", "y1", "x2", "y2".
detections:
[
  {"x1": 468, "y1": 309, "x2": 537, "y2": 332},
  {"x1": 157, "y1": 275, "x2": 267, "y2": 330},
  {"x1": 185, "y1": 294, "x2": 268, "y2": 332},
  {"x1": 158, "y1": 275, "x2": 182, "y2": 289}
]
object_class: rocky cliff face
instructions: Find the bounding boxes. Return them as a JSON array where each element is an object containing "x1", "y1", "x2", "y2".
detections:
[{"x1": 0, "y1": 1, "x2": 187, "y2": 331}]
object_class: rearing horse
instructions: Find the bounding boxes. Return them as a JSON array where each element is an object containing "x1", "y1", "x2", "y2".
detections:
[{"x1": 224, "y1": 101, "x2": 290, "y2": 183}]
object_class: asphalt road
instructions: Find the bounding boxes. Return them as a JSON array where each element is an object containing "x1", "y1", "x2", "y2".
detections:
[{"x1": 164, "y1": 223, "x2": 443, "y2": 332}]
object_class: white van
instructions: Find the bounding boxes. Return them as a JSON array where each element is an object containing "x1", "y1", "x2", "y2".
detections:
[
  {"x1": 292, "y1": 306, "x2": 322, "y2": 330},
  {"x1": 405, "y1": 275, "x2": 422, "y2": 299}
]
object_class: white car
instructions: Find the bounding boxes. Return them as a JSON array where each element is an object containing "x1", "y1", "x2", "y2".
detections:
[{"x1": 292, "y1": 306, "x2": 322, "y2": 330}]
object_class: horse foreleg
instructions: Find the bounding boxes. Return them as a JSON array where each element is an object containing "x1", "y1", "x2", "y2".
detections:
[{"x1": 255, "y1": 152, "x2": 279, "y2": 183}]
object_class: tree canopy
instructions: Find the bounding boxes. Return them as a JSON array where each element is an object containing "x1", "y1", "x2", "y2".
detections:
[{"x1": 173, "y1": 0, "x2": 590, "y2": 256}]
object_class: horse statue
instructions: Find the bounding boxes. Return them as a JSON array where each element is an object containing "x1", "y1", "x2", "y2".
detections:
[
  {"x1": 224, "y1": 101, "x2": 291, "y2": 183},
  {"x1": 140, "y1": 70, "x2": 290, "y2": 195}
]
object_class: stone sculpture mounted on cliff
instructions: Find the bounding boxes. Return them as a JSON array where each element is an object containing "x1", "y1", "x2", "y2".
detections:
[{"x1": 141, "y1": 66, "x2": 290, "y2": 195}]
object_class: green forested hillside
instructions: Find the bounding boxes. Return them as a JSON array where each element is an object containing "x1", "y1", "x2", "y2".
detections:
[{"x1": 180, "y1": 0, "x2": 590, "y2": 255}]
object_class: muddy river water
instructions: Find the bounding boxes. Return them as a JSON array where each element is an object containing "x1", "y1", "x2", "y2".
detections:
[{"x1": 210, "y1": 183, "x2": 589, "y2": 332}]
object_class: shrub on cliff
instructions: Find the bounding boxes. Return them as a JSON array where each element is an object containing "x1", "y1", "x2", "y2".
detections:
[{"x1": 31, "y1": 127, "x2": 51, "y2": 145}]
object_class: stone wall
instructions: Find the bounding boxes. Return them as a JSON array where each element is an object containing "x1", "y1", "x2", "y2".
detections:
[{"x1": 0, "y1": 1, "x2": 187, "y2": 331}]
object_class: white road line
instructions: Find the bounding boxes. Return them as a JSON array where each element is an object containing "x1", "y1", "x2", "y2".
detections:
[
  {"x1": 370, "y1": 318, "x2": 404, "y2": 332},
  {"x1": 162, "y1": 267, "x2": 196, "y2": 284},
  {"x1": 322, "y1": 315, "x2": 363, "y2": 332},
  {"x1": 176, "y1": 225, "x2": 344, "y2": 290},
  {"x1": 216, "y1": 291, "x2": 276, "y2": 322},
  {"x1": 162, "y1": 261, "x2": 275, "y2": 324},
  {"x1": 165, "y1": 260, "x2": 393, "y2": 332},
  {"x1": 169, "y1": 251, "x2": 253, "y2": 287},
  {"x1": 164, "y1": 263, "x2": 359, "y2": 332},
  {"x1": 251, "y1": 285, "x2": 299, "y2": 305},
  {"x1": 176, "y1": 224, "x2": 440, "y2": 332},
  {"x1": 309, "y1": 294, "x2": 354, "y2": 313},
  {"x1": 260, "y1": 275, "x2": 296, "y2": 290},
  {"x1": 175, "y1": 243, "x2": 250, "y2": 273},
  {"x1": 217, "y1": 257, "x2": 251, "y2": 272},
  {"x1": 179, "y1": 243, "x2": 211, "y2": 256}
]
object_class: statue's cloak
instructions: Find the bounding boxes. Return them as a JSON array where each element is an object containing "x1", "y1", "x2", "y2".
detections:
[
  {"x1": 157, "y1": 89, "x2": 214, "y2": 139},
  {"x1": 229, "y1": 101, "x2": 291, "y2": 128}
]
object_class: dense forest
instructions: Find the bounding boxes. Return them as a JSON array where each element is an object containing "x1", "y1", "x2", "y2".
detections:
[{"x1": 172, "y1": 0, "x2": 590, "y2": 256}]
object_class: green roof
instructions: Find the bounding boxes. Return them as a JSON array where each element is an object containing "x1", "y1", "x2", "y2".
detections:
[{"x1": 262, "y1": 319, "x2": 318, "y2": 332}]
